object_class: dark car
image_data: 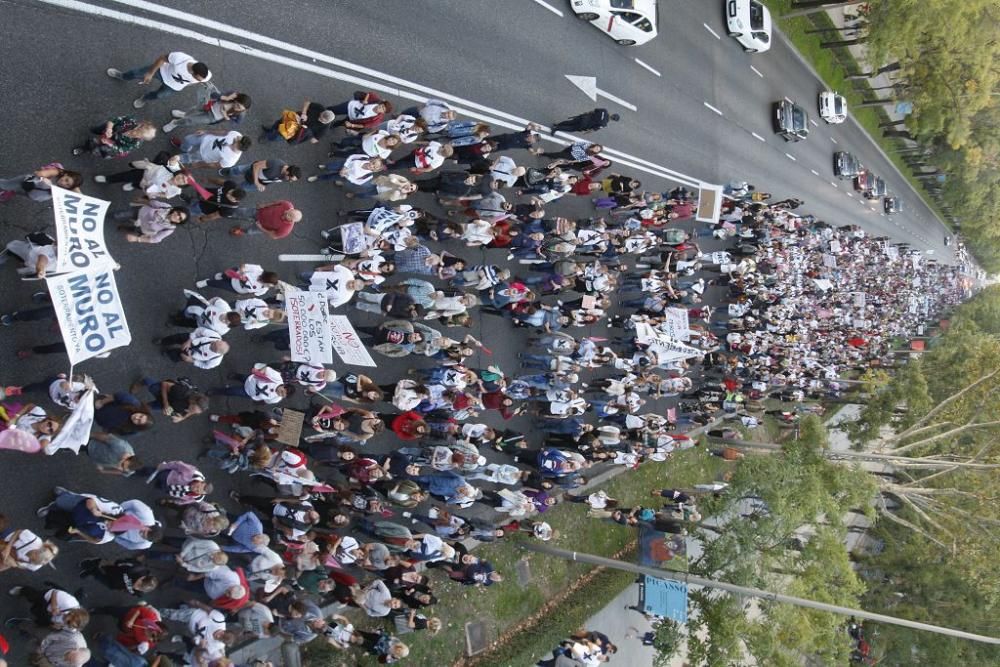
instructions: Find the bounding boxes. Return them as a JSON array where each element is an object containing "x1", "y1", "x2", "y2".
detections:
[
  {"x1": 864, "y1": 176, "x2": 887, "y2": 200},
  {"x1": 883, "y1": 196, "x2": 902, "y2": 214},
  {"x1": 774, "y1": 100, "x2": 809, "y2": 142},
  {"x1": 833, "y1": 151, "x2": 862, "y2": 179}
]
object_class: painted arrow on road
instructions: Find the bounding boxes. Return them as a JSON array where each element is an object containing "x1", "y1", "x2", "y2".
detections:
[{"x1": 565, "y1": 75, "x2": 638, "y2": 112}]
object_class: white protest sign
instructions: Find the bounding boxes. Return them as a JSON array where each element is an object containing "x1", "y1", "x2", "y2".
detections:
[
  {"x1": 340, "y1": 222, "x2": 367, "y2": 255},
  {"x1": 45, "y1": 387, "x2": 95, "y2": 455},
  {"x1": 46, "y1": 268, "x2": 131, "y2": 365},
  {"x1": 635, "y1": 322, "x2": 656, "y2": 345},
  {"x1": 662, "y1": 308, "x2": 691, "y2": 341},
  {"x1": 284, "y1": 287, "x2": 333, "y2": 365},
  {"x1": 822, "y1": 254, "x2": 838, "y2": 269},
  {"x1": 813, "y1": 279, "x2": 834, "y2": 292},
  {"x1": 329, "y1": 315, "x2": 377, "y2": 367},
  {"x1": 829, "y1": 240, "x2": 842, "y2": 253},
  {"x1": 853, "y1": 292, "x2": 866, "y2": 308},
  {"x1": 50, "y1": 186, "x2": 113, "y2": 274},
  {"x1": 647, "y1": 337, "x2": 704, "y2": 363},
  {"x1": 710, "y1": 251, "x2": 730, "y2": 265}
]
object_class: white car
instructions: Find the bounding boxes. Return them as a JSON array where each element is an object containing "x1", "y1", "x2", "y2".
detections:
[
  {"x1": 725, "y1": 0, "x2": 772, "y2": 53},
  {"x1": 819, "y1": 91, "x2": 848, "y2": 124},
  {"x1": 570, "y1": 0, "x2": 658, "y2": 46}
]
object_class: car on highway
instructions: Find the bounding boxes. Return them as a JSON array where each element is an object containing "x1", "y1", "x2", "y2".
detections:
[
  {"x1": 853, "y1": 170, "x2": 872, "y2": 192},
  {"x1": 864, "y1": 175, "x2": 887, "y2": 200},
  {"x1": 726, "y1": 0, "x2": 772, "y2": 53},
  {"x1": 774, "y1": 100, "x2": 809, "y2": 142},
  {"x1": 833, "y1": 151, "x2": 862, "y2": 179},
  {"x1": 570, "y1": 0, "x2": 658, "y2": 46},
  {"x1": 884, "y1": 196, "x2": 902, "y2": 215},
  {"x1": 819, "y1": 91, "x2": 847, "y2": 124}
]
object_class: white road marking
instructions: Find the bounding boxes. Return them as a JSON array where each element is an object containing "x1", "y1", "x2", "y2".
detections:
[
  {"x1": 634, "y1": 58, "x2": 662, "y2": 77},
  {"x1": 784, "y1": 96, "x2": 793, "y2": 103},
  {"x1": 750, "y1": 65, "x2": 764, "y2": 78},
  {"x1": 565, "y1": 74, "x2": 638, "y2": 111},
  {"x1": 809, "y1": 119, "x2": 819, "y2": 127},
  {"x1": 703, "y1": 102, "x2": 724, "y2": 116},
  {"x1": 810, "y1": 169, "x2": 819, "y2": 176},
  {"x1": 830, "y1": 137, "x2": 838, "y2": 144},
  {"x1": 751, "y1": 132, "x2": 766, "y2": 142},
  {"x1": 530, "y1": 0, "x2": 564, "y2": 17},
  {"x1": 703, "y1": 23, "x2": 721, "y2": 39},
  {"x1": 830, "y1": 182, "x2": 839, "y2": 188},
  {"x1": 784, "y1": 153, "x2": 797, "y2": 161},
  {"x1": 846, "y1": 192, "x2": 854, "y2": 198},
  {"x1": 40, "y1": 0, "x2": 705, "y2": 187}
]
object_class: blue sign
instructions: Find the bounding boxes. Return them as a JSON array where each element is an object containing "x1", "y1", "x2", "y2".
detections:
[
  {"x1": 642, "y1": 575, "x2": 689, "y2": 623},
  {"x1": 894, "y1": 101, "x2": 913, "y2": 115}
]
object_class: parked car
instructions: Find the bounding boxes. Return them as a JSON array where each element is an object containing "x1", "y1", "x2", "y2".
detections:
[
  {"x1": 819, "y1": 91, "x2": 847, "y2": 124},
  {"x1": 864, "y1": 176, "x2": 887, "y2": 200},
  {"x1": 725, "y1": 0, "x2": 772, "y2": 53},
  {"x1": 774, "y1": 100, "x2": 809, "y2": 142},
  {"x1": 570, "y1": 0, "x2": 658, "y2": 46},
  {"x1": 884, "y1": 196, "x2": 902, "y2": 215},
  {"x1": 833, "y1": 151, "x2": 862, "y2": 179}
]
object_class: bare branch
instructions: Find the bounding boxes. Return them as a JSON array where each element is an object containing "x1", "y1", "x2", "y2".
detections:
[{"x1": 894, "y1": 368, "x2": 1000, "y2": 440}]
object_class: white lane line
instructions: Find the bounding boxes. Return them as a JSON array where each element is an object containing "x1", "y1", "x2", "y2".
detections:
[
  {"x1": 830, "y1": 137, "x2": 838, "y2": 144},
  {"x1": 750, "y1": 65, "x2": 764, "y2": 78},
  {"x1": 634, "y1": 58, "x2": 661, "y2": 77},
  {"x1": 42, "y1": 0, "x2": 706, "y2": 189},
  {"x1": 703, "y1": 23, "x2": 721, "y2": 39},
  {"x1": 703, "y1": 101, "x2": 724, "y2": 116},
  {"x1": 784, "y1": 153, "x2": 797, "y2": 162},
  {"x1": 530, "y1": 0, "x2": 564, "y2": 16},
  {"x1": 809, "y1": 119, "x2": 819, "y2": 127},
  {"x1": 751, "y1": 132, "x2": 766, "y2": 142},
  {"x1": 846, "y1": 192, "x2": 854, "y2": 198},
  {"x1": 810, "y1": 169, "x2": 819, "y2": 176},
  {"x1": 784, "y1": 96, "x2": 793, "y2": 103},
  {"x1": 830, "y1": 182, "x2": 839, "y2": 188}
]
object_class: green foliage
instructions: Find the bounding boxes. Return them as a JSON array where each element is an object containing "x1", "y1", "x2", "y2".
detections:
[{"x1": 651, "y1": 620, "x2": 684, "y2": 667}]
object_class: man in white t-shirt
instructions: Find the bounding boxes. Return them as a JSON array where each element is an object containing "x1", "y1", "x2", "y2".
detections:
[
  {"x1": 161, "y1": 603, "x2": 233, "y2": 662},
  {"x1": 177, "y1": 130, "x2": 251, "y2": 169},
  {"x1": 107, "y1": 51, "x2": 212, "y2": 109}
]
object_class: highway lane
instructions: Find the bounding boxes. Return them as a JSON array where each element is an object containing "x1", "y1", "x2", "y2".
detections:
[{"x1": 93, "y1": 0, "x2": 951, "y2": 258}]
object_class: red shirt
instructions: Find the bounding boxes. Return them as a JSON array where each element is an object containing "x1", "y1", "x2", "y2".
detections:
[
  {"x1": 256, "y1": 201, "x2": 295, "y2": 239},
  {"x1": 117, "y1": 605, "x2": 164, "y2": 650},
  {"x1": 391, "y1": 411, "x2": 426, "y2": 440},
  {"x1": 212, "y1": 567, "x2": 250, "y2": 612}
]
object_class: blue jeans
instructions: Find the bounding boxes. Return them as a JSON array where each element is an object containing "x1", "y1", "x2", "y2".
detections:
[
  {"x1": 120, "y1": 66, "x2": 178, "y2": 102},
  {"x1": 177, "y1": 134, "x2": 203, "y2": 164},
  {"x1": 96, "y1": 635, "x2": 147, "y2": 667},
  {"x1": 219, "y1": 164, "x2": 252, "y2": 178},
  {"x1": 316, "y1": 159, "x2": 347, "y2": 182}
]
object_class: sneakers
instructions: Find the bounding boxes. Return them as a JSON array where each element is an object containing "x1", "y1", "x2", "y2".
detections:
[
  {"x1": 195, "y1": 279, "x2": 209, "y2": 288},
  {"x1": 106, "y1": 67, "x2": 123, "y2": 79},
  {"x1": 170, "y1": 109, "x2": 187, "y2": 118},
  {"x1": 93, "y1": 175, "x2": 107, "y2": 183},
  {"x1": 7, "y1": 586, "x2": 22, "y2": 596},
  {"x1": 122, "y1": 183, "x2": 135, "y2": 192},
  {"x1": 72, "y1": 148, "x2": 84, "y2": 156},
  {"x1": 0, "y1": 314, "x2": 13, "y2": 326},
  {"x1": 208, "y1": 414, "x2": 219, "y2": 422},
  {"x1": 169, "y1": 137, "x2": 181, "y2": 148},
  {"x1": 307, "y1": 175, "x2": 319, "y2": 183},
  {"x1": 35, "y1": 502, "x2": 53, "y2": 518},
  {"x1": 162, "y1": 121, "x2": 177, "y2": 133},
  {"x1": 132, "y1": 97, "x2": 146, "y2": 109},
  {"x1": 229, "y1": 226, "x2": 245, "y2": 237}
]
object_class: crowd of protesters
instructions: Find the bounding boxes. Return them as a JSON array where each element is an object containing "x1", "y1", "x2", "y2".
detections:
[{"x1": 0, "y1": 47, "x2": 968, "y2": 667}]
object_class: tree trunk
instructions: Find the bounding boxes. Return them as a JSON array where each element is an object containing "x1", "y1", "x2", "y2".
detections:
[
  {"x1": 883, "y1": 130, "x2": 915, "y2": 140},
  {"x1": 782, "y1": 0, "x2": 867, "y2": 19},
  {"x1": 806, "y1": 25, "x2": 864, "y2": 35},
  {"x1": 821, "y1": 36, "x2": 869, "y2": 48},
  {"x1": 855, "y1": 99, "x2": 899, "y2": 108}
]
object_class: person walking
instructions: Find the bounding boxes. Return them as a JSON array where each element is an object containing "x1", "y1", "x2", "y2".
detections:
[
  {"x1": 550, "y1": 108, "x2": 619, "y2": 134},
  {"x1": 72, "y1": 116, "x2": 156, "y2": 159},
  {"x1": 163, "y1": 89, "x2": 252, "y2": 132},
  {"x1": 175, "y1": 130, "x2": 251, "y2": 170},
  {"x1": 229, "y1": 200, "x2": 302, "y2": 239},
  {"x1": 107, "y1": 51, "x2": 212, "y2": 109},
  {"x1": 219, "y1": 159, "x2": 301, "y2": 192}
]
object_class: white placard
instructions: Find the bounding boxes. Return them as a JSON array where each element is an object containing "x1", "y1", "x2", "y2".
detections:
[
  {"x1": 813, "y1": 278, "x2": 834, "y2": 291},
  {"x1": 285, "y1": 288, "x2": 333, "y2": 365},
  {"x1": 340, "y1": 222, "x2": 367, "y2": 255},
  {"x1": 662, "y1": 308, "x2": 691, "y2": 341},
  {"x1": 51, "y1": 186, "x2": 113, "y2": 274},
  {"x1": 853, "y1": 292, "x2": 866, "y2": 308},
  {"x1": 46, "y1": 268, "x2": 131, "y2": 364},
  {"x1": 829, "y1": 240, "x2": 842, "y2": 253},
  {"x1": 329, "y1": 315, "x2": 377, "y2": 367},
  {"x1": 822, "y1": 254, "x2": 838, "y2": 268},
  {"x1": 45, "y1": 387, "x2": 95, "y2": 455}
]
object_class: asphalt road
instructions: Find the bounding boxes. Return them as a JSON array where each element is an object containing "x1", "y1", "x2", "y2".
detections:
[{"x1": 0, "y1": 0, "x2": 960, "y2": 664}]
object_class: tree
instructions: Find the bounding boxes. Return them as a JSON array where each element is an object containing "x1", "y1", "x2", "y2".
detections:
[
  {"x1": 781, "y1": 1, "x2": 868, "y2": 19},
  {"x1": 651, "y1": 620, "x2": 683, "y2": 667}
]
